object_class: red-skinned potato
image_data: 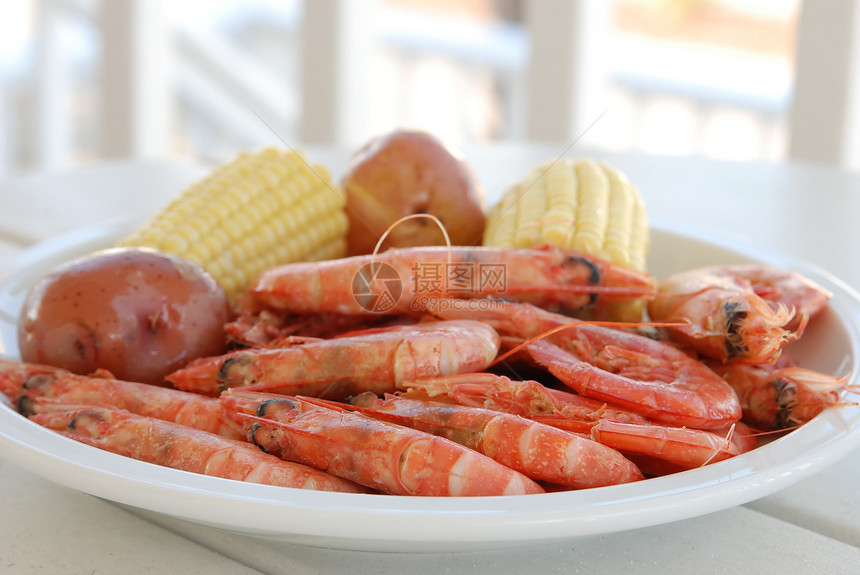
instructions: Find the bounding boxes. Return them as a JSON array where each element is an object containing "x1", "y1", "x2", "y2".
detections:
[
  {"x1": 343, "y1": 129, "x2": 486, "y2": 256},
  {"x1": 17, "y1": 248, "x2": 232, "y2": 385}
]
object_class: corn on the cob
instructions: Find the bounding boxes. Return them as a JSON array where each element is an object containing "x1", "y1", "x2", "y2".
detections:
[
  {"x1": 119, "y1": 147, "x2": 349, "y2": 300},
  {"x1": 483, "y1": 157, "x2": 649, "y2": 272}
]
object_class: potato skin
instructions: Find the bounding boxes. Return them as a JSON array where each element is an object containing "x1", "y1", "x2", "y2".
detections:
[
  {"x1": 343, "y1": 129, "x2": 486, "y2": 256},
  {"x1": 18, "y1": 248, "x2": 232, "y2": 385}
]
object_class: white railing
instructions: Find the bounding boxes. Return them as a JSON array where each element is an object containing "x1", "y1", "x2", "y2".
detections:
[
  {"x1": 21, "y1": 0, "x2": 304, "y2": 169},
  {"x1": 5, "y1": 0, "x2": 860, "y2": 174}
]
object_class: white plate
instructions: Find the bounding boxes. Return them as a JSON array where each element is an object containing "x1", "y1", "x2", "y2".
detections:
[{"x1": 1, "y1": 218, "x2": 859, "y2": 552}]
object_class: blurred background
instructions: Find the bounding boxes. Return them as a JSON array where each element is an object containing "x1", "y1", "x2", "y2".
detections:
[{"x1": 0, "y1": 0, "x2": 857, "y2": 176}]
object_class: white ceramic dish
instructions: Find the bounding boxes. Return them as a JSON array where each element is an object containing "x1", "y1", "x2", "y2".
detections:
[{"x1": 1, "y1": 218, "x2": 859, "y2": 553}]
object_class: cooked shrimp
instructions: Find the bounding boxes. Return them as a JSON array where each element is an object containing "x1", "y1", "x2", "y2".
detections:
[
  {"x1": 29, "y1": 401, "x2": 370, "y2": 493},
  {"x1": 428, "y1": 300, "x2": 741, "y2": 430},
  {"x1": 248, "y1": 245, "x2": 656, "y2": 316},
  {"x1": 346, "y1": 392, "x2": 644, "y2": 489},
  {"x1": 707, "y1": 357, "x2": 848, "y2": 430},
  {"x1": 528, "y1": 339, "x2": 741, "y2": 430},
  {"x1": 0, "y1": 360, "x2": 56, "y2": 401},
  {"x1": 220, "y1": 390, "x2": 545, "y2": 496},
  {"x1": 0, "y1": 360, "x2": 244, "y2": 440},
  {"x1": 700, "y1": 264, "x2": 832, "y2": 332},
  {"x1": 402, "y1": 372, "x2": 651, "y2": 434},
  {"x1": 588, "y1": 420, "x2": 740, "y2": 476},
  {"x1": 167, "y1": 320, "x2": 500, "y2": 399},
  {"x1": 403, "y1": 372, "x2": 745, "y2": 475},
  {"x1": 225, "y1": 308, "x2": 414, "y2": 347},
  {"x1": 647, "y1": 266, "x2": 800, "y2": 364}
]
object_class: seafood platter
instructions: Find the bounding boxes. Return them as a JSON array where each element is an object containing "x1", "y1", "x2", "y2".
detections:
[{"x1": 0, "y1": 130, "x2": 858, "y2": 551}]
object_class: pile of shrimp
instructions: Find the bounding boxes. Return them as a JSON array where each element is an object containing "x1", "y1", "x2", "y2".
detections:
[{"x1": 1, "y1": 247, "x2": 851, "y2": 496}]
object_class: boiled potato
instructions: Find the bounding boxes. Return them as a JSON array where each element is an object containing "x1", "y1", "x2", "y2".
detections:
[
  {"x1": 18, "y1": 248, "x2": 232, "y2": 385},
  {"x1": 342, "y1": 129, "x2": 486, "y2": 256}
]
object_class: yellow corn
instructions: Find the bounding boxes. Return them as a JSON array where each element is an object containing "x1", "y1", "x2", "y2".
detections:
[
  {"x1": 483, "y1": 157, "x2": 650, "y2": 272},
  {"x1": 119, "y1": 147, "x2": 349, "y2": 300}
]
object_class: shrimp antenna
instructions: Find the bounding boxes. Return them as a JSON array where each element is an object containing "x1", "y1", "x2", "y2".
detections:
[
  {"x1": 369, "y1": 214, "x2": 453, "y2": 276},
  {"x1": 699, "y1": 423, "x2": 736, "y2": 468}
]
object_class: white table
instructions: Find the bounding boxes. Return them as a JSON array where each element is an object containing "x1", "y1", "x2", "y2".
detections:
[{"x1": 2, "y1": 148, "x2": 860, "y2": 574}]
